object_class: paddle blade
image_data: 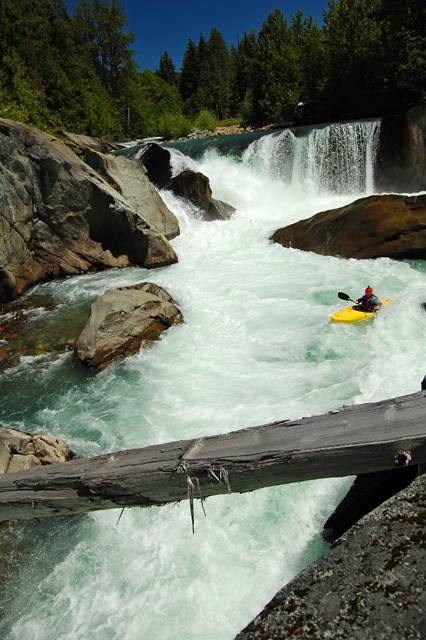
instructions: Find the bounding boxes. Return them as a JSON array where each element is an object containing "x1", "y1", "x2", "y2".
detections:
[{"x1": 338, "y1": 291, "x2": 352, "y2": 301}]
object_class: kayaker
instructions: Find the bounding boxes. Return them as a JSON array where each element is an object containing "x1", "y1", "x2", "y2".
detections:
[{"x1": 354, "y1": 286, "x2": 382, "y2": 312}]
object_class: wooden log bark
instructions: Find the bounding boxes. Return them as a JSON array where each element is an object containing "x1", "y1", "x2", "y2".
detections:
[{"x1": 1, "y1": 391, "x2": 426, "y2": 522}]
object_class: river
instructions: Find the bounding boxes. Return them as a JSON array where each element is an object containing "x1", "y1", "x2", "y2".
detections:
[{"x1": 1, "y1": 121, "x2": 426, "y2": 639}]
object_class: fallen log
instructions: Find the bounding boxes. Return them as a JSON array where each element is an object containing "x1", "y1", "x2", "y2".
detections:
[{"x1": 1, "y1": 391, "x2": 426, "y2": 522}]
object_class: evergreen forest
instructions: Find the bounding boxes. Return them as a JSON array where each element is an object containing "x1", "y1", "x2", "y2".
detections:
[{"x1": 0, "y1": 0, "x2": 425, "y2": 140}]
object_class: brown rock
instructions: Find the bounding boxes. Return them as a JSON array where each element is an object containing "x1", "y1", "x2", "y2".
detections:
[
  {"x1": 74, "y1": 285, "x2": 183, "y2": 370},
  {"x1": 271, "y1": 194, "x2": 426, "y2": 260}
]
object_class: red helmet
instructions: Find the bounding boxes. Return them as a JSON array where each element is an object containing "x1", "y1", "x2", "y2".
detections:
[{"x1": 365, "y1": 286, "x2": 373, "y2": 295}]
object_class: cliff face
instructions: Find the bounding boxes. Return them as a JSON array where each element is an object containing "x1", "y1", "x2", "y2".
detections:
[
  {"x1": 0, "y1": 119, "x2": 178, "y2": 302},
  {"x1": 376, "y1": 105, "x2": 426, "y2": 193}
]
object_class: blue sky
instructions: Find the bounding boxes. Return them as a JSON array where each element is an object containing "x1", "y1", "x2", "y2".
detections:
[{"x1": 67, "y1": 1, "x2": 330, "y2": 72}]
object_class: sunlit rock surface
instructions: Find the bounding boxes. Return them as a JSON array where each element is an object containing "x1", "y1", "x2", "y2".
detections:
[
  {"x1": 0, "y1": 427, "x2": 75, "y2": 475},
  {"x1": 0, "y1": 119, "x2": 177, "y2": 302},
  {"x1": 74, "y1": 283, "x2": 183, "y2": 370}
]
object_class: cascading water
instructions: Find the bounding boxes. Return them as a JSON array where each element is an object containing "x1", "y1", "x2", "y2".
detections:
[{"x1": 1, "y1": 119, "x2": 426, "y2": 640}]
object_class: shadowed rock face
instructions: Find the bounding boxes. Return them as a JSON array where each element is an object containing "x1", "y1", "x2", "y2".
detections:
[
  {"x1": 74, "y1": 284, "x2": 183, "y2": 370},
  {"x1": 0, "y1": 119, "x2": 178, "y2": 302},
  {"x1": 271, "y1": 194, "x2": 426, "y2": 260},
  {"x1": 376, "y1": 105, "x2": 426, "y2": 193}
]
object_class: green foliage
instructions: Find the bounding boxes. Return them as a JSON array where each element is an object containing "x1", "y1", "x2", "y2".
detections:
[
  {"x1": 194, "y1": 110, "x2": 217, "y2": 132},
  {"x1": 158, "y1": 113, "x2": 193, "y2": 139},
  {"x1": 0, "y1": 0, "x2": 424, "y2": 138}
]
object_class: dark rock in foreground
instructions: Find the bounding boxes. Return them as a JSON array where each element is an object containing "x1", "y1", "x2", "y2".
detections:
[
  {"x1": 74, "y1": 283, "x2": 183, "y2": 369},
  {"x1": 271, "y1": 194, "x2": 426, "y2": 260},
  {"x1": 235, "y1": 472, "x2": 426, "y2": 640}
]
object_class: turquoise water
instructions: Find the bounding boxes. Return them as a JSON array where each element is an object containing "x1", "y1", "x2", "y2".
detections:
[{"x1": 1, "y1": 122, "x2": 426, "y2": 639}]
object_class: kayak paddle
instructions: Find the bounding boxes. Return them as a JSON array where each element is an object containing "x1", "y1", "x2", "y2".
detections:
[{"x1": 338, "y1": 291, "x2": 356, "y2": 303}]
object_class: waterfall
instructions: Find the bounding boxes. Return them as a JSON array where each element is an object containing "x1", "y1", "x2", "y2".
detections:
[{"x1": 241, "y1": 119, "x2": 381, "y2": 195}]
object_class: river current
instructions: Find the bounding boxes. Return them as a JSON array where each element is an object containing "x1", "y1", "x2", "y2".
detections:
[{"x1": 1, "y1": 122, "x2": 426, "y2": 639}]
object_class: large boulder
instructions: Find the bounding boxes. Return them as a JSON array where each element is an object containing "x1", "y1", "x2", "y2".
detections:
[
  {"x1": 0, "y1": 119, "x2": 178, "y2": 303},
  {"x1": 0, "y1": 427, "x2": 74, "y2": 475},
  {"x1": 235, "y1": 472, "x2": 426, "y2": 639},
  {"x1": 62, "y1": 133, "x2": 180, "y2": 240},
  {"x1": 271, "y1": 194, "x2": 426, "y2": 259},
  {"x1": 74, "y1": 283, "x2": 183, "y2": 369}
]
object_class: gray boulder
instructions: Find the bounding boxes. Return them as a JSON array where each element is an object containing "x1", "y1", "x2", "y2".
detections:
[
  {"x1": 168, "y1": 170, "x2": 236, "y2": 221},
  {"x1": 61, "y1": 132, "x2": 180, "y2": 240},
  {"x1": 74, "y1": 284, "x2": 183, "y2": 370},
  {"x1": 0, "y1": 119, "x2": 178, "y2": 302}
]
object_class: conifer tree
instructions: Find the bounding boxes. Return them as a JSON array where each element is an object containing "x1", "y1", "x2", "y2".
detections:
[{"x1": 156, "y1": 51, "x2": 178, "y2": 86}]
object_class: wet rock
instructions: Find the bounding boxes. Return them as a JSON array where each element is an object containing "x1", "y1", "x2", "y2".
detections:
[
  {"x1": 139, "y1": 143, "x2": 173, "y2": 189},
  {"x1": 139, "y1": 143, "x2": 235, "y2": 220},
  {"x1": 235, "y1": 472, "x2": 426, "y2": 640},
  {"x1": 74, "y1": 284, "x2": 183, "y2": 370},
  {"x1": 168, "y1": 170, "x2": 236, "y2": 221},
  {"x1": 271, "y1": 194, "x2": 426, "y2": 260},
  {"x1": 0, "y1": 427, "x2": 75, "y2": 475},
  {"x1": 0, "y1": 119, "x2": 178, "y2": 303}
]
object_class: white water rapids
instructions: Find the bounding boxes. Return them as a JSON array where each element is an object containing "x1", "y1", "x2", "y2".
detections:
[{"x1": 1, "y1": 121, "x2": 426, "y2": 640}]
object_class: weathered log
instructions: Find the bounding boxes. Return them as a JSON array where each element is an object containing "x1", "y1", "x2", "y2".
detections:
[{"x1": 1, "y1": 391, "x2": 426, "y2": 522}]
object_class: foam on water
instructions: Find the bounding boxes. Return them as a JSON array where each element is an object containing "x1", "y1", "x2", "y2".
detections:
[{"x1": 1, "y1": 122, "x2": 426, "y2": 640}]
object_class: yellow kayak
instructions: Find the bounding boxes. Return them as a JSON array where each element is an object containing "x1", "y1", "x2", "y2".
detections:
[{"x1": 331, "y1": 299, "x2": 392, "y2": 323}]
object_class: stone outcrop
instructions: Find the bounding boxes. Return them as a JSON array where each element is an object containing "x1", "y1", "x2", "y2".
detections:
[
  {"x1": 62, "y1": 132, "x2": 180, "y2": 240},
  {"x1": 376, "y1": 105, "x2": 426, "y2": 193},
  {"x1": 0, "y1": 427, "x2": 74, "y2": 475},
  {"x1": 168, "y1": 170, "x2": 235, "y2": 221},
  {"x1": 0, "y1": 119, "x2": 178, "y2": 303},
  {"x1": 271, "y1": 194, "x2": 426, "y2": 260},
  {"x1": 74, "y1": 283, "x2": 183, "y2": 369},
  {"x1": 235, "y1": 471, "x2": 426, "y2": 640},
  {"x1": 139, "y1": 143, "x2": 236, "y2": 221}
]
